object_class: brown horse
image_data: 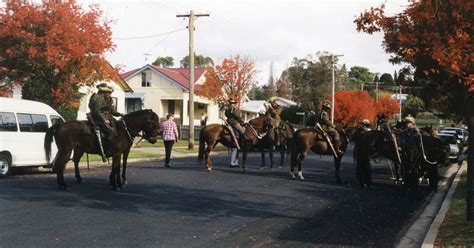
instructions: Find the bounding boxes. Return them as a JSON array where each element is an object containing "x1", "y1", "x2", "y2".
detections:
[
  {"x1": 44, "y1": 109, "x2": 162, "y2": 190},
  {"x1": 249, "y1": 117, "x2": 294, "y2": 169},
  {"x1": 198, "y1": 118, "x2": 269, "y2": 172},
  {"x1": 290, "y1": 127, "x2": 352, "y2": 182}
]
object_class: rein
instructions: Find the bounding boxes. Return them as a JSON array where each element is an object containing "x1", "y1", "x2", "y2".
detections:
[
  {"x1": 420, "y1": 134, "x2": 438, "y2": 165},
  {"x1": 386, "y1": 128, "x2": 402, "y2": 165}
]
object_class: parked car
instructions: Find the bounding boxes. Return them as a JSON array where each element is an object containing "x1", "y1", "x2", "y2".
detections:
[
  {"x1": 439, "y1": 130, "x2": 462, "y2": 144},
  {"x1": 438, "y1": 133, "x2": 461, "y2": 161},
  {"x1": 441, "y1": 127, "x2": 468, "y2": 144},
  {"x1": 0, "y1": 97, "x2": 64, "y2": 178}
]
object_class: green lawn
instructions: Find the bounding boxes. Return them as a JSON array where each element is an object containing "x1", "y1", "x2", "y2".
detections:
[
  {"x1": 79, "y1": 150, "x2": 160, "y2": 162},
  {"x1": 435, "y1": 172, "x2": 474, "y2": 246}
]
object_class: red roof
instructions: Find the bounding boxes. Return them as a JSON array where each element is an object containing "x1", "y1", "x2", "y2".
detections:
[{"x1": 120, "y1": 65, "x2": 206, "y2": 90}]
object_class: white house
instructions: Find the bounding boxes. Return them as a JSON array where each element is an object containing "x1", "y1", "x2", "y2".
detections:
[
  {"x1": 120, "y1": 64, "x2": 220, "y2": 126},
  {"x1": 240, "y1": 100, "x2": 267, "y2": 122}
]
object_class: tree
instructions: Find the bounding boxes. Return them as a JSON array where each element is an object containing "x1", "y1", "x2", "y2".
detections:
[
  {"x1": 402, "y1": 96, "x2": 425, "y2": 118},
  {"x1": 379, "y1": 73, "x2": 395, "y2": 86},
  {"x1": 0, "y1": 2, "x2": 117, "y2": 119},
  {"x1": 288, "y1": 52, "x2": 339, "y2": 110},
  {"x1": 333, "y1": 90, "x2": 377, "y2": 127},
  {"x1": 152, "y1": 56, "x2": 174, "y2": 67},
  {"x1": 375, "y1": 95, "x2": 400, "y2": 119},
  {"x1": 196, "y1": 55, "x2": 257, "y2": 105},
  {"x1": 180, "y1": 54, "x2": 214, "y2": 68},
  {"x1": 248, "y1": 85, "x2": 270, "y2": 100},
  {"x1": 276, "y1": 69, "x2": 292, "y2": 99},
  {"x1": 266, "y1": 61, "x2": 276, "y2": 97},
  {"x1": 348, "y1": 66, "x2": 375, "y2": 84},
  {"x1": 355, "y1": 0, "x2": 474, "y2": 220}
]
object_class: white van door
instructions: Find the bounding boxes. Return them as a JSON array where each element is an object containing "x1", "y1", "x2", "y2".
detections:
[{"x1": 14, "y1": 113, "x2": 50, "y2": 166}]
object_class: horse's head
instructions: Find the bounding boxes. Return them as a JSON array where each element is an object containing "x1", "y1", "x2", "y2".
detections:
[{"x1": 124, "y1": 109, "x2": 162, "y2": 144}]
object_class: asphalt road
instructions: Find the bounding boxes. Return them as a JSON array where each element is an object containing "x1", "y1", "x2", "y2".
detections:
[{"x1": 0, "y1": 148, "x2": 443, "y2": 247}]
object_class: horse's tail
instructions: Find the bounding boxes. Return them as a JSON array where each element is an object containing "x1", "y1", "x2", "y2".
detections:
[
  {"x1": 198, "y1": 127, "x2": 206, "y2": 161},
  {"x1": 44, "y1": 123, "x2": 60, "y2": 164}
]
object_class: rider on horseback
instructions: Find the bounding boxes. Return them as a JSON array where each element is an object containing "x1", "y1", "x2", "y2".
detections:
[
  {"x1": 223, "y1": 99, "x2": 246, "y2": 139},
  {"x1": 315, "y1": 100, "x2": 341, "y2": 154},
  {"x1": 265, "y1": 98, "x2": 282, "y2": 146},
  {"x1": 88, "y1": 83, "x2": 124, "y2": 155},
  {"x1": 358, "y1": 119, "x2": 372, "y2": 131}
]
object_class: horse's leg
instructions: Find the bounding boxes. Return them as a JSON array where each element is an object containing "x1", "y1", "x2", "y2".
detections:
[
  {"x1": 296, "y1": 149, "x2": 308, "y2": 180},
  {"x1": 269, "y1": 145, "x2": 274, "y2": 170},
  {"x1": 334, "y1": 156, "x2": 342, "y2": 183},
  {"x1": 280, "y1": 140, "x2": 285, "y2": 167},
  {"x1": 56, "y1": 149, "x2": 72, "y2": 190},
  {"x1": 122, "y1": 148, "x2": 131, "y2": 185},
  {"x1": 260, "y1": 146, "x2": 265, "y2": 170},
  {"x1": 205, "y1": 141, "x2": 213, "y2": 172},
  {"x1": 241, "y1": 142, "x2": 248, "y2": 173},
  {"x1": 72, "y1": 149, "x2": 84, "y2": 184},
  {"x1": 110, "y1": 154, "x2": 122, "y2": 190}
]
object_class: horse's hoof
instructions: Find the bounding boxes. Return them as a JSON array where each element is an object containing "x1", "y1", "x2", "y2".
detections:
[
  {"x1": 260, "y1": 166, "x2": 264, "y2": 170},
  {"x1": 207, "y1": 168, "x2": 212, "y2": 172},
  {"x1": 123, "y1": 180, "x2": 128, "y2": 185},
  {"x1": 76, "y1": 178, "x2": 83, "y2": 184},
  {"x1": 58, "y1": 184, "x2": 68, "y2": 190},
  {"x1": 290, "y1": 173, "x2": 296, "y2": 179}
]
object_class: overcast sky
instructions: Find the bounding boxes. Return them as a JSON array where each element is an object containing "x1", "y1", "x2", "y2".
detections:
[{"x1": 79, "y1": 0, "x2": 408, "y2": 83}]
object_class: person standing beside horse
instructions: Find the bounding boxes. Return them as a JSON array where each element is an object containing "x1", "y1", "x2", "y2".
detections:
[
  {"x1": 88, "y1": 83, "x2": 124, "y2": 157},
  {"x1": 315, "y1": 100, "x2": 341, "y2": 154},
  {"x1": 265, "y1": 98, "x2": 282, "y2": 146},
  {"x1": 162, "y1": 114, "x2": 179, "y2": 168}
]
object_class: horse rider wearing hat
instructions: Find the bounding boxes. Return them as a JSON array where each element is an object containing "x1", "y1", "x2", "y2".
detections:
[
  {"x1": 88, "y1": 83, "x2": 124, "y2": 155},
  {"x1": 359, "y1": 119, "x2": 372, "y2": 131},
  {"x1": 223, "y1": 99, "x2": 246, "y2": 138},
  {"x1": 315, "y1": 100, "x2": 341, "y2": 154},
  {"x1": 265, "y1": 98, "x2": 282, "y2": 146}
]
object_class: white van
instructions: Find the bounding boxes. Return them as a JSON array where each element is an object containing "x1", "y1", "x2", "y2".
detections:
[{"x1": 0, "y1": 97, "x2": 64, "y2": 177}]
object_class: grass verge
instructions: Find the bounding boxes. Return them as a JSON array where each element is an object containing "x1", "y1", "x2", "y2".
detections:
[
  {"x1": 79, "y1": 150, "x2": 160, "y2": 162},
  {"x1": 435, "y1": 172, "x2": 474, "y2": 247}
]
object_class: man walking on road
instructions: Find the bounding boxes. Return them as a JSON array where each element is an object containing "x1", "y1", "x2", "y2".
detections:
[{"x1": 162, "y1": 114, "x2": 179, "y2": 168}]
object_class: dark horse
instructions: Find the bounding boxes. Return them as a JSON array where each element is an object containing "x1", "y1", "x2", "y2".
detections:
[
  {"x1": 354, "y1": 129, "x2": 401, "y2": 187},
  {"x1": 290, "y1": 127, "x2": 351, "y2": 182},
  {"x1": 248, "y1": 117, "x2": 294, "y2": 169},
  {"x1": 198, "y1": 119, "x2": 268, "y2": 172},
  {"x1": 44, "y1": 109, "x2": 162, "y2": 190}
]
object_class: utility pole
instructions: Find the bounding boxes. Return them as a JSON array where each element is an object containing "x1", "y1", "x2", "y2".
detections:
[
  {"x1": 331, "y1": 54, "x2": 343, "y2": 123},
  {"x1": 177, "y1": 11, "x2": 209, "y2": 150},
  {"x1": 399, "y1": 85, "x2": 403, "y2": 121}
]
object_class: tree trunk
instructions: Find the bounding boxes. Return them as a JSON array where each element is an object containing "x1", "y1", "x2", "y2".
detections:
[{"x1": 467, "y1": 95, "x2": 474, "y2": 222}]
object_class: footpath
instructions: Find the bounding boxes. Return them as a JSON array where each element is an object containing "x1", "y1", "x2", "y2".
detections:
[{"x1": 396, "y1": 161, "x2": 467, "y2": 248}]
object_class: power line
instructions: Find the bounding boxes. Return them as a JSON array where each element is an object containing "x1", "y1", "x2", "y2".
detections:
[{"x1": 113, "y1": 28, "x2": 186, "y2": 40}]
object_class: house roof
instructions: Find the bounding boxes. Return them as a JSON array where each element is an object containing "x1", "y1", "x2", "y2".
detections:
[
  {"x1": 106, "y1": 62, "x2": 133, "y2": 92},
  {"x1": 120, "y1": 65, "x2": 207, "y2": 91},
  {"x1": 241, "y1": 100, "x2": 267, "y2": 114}
]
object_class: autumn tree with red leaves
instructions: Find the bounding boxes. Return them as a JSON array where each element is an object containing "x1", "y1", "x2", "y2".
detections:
[
  {"x1": 375, "y1": 95, "x2": 399, "y2": 120},
  {"x1": 0, "y1": 1, "x2": 117, "y2": 119},
  {"x1": 196, "y1": 55, "x2": 257, "y2": 107},
  {"x1": 355, "y1": 0, "x2": 474, "y2": 221},
  {"x1": 333, "y1": 90, "x2": 376, "y2": 127}
]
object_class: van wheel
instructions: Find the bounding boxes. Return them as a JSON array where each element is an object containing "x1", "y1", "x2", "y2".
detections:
[{"x1": 0, "y1": 154, "x2": 11, "y2": 178}]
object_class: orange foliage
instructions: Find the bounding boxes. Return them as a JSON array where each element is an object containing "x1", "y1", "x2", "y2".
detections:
[
  {"x1": 333, "y1": 90, "x2": 376, "y2": 127},
  {"x1": 355, "y1": 1, "x2": 473, "y2": 91},
  {"x1": 196, "y1": 55, "x2": 257, "y2": 106},
  {"x1": 0, "y1": 1, "x2": 116, "y2": 109},
  {"x1": 375, "y1": 95, "x2": 399, "y2": 119}
]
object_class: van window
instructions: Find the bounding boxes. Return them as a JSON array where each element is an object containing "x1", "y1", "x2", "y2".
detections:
[
  {"x1": 0, "y1": 112, "x2": 18, "y2": 132},
  {"x1": 17, "y1": 113, "x2": 48, "y2": 132},
  {"x1": 50, "y1": 115, "x2": 64, "y2": 125}
]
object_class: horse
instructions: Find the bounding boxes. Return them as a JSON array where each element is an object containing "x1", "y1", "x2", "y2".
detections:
[
  {"x1": 44, "y1": 109, "x2": 162, "y2": 190},
  {"x1": 353, "y1": 129, "x2": 401, "y2": 187},
  {"x1": 290, "y1": 126, "x2": 351, "y2": 182},
  {"x1": 197, "y1": 120, "x2": 265, "y2": 172},
  {"x1": 248, "y1": 117, "x2": 294, "y2": 170}
]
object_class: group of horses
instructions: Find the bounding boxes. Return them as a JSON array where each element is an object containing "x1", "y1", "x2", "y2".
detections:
[{"x1": 44, "y1": 109, "x2": 449, "y2": 191}]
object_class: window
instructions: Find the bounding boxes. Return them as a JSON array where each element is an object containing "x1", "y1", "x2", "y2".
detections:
[
  {"x1": 141, "y1": 71, "x2": 151, "y2": 87},
  {"x1": 17, "y1": 114, "x2": 33, "y2": 132},
  {"x1": 112, "y1": 97, "x2": 118, "y2": 112},
  {"x1": 0, "y1": 112, "x2": 18, "y2": 132},
  {"x1": 168, "y1": 100, "x2": 175, "y2": 115},
  {"x1": 17, "y1": 113, "x2": 48, "y2": 132},
  {"x1": 50, "y1": 115, "x2": 64, "y2": 125}
]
